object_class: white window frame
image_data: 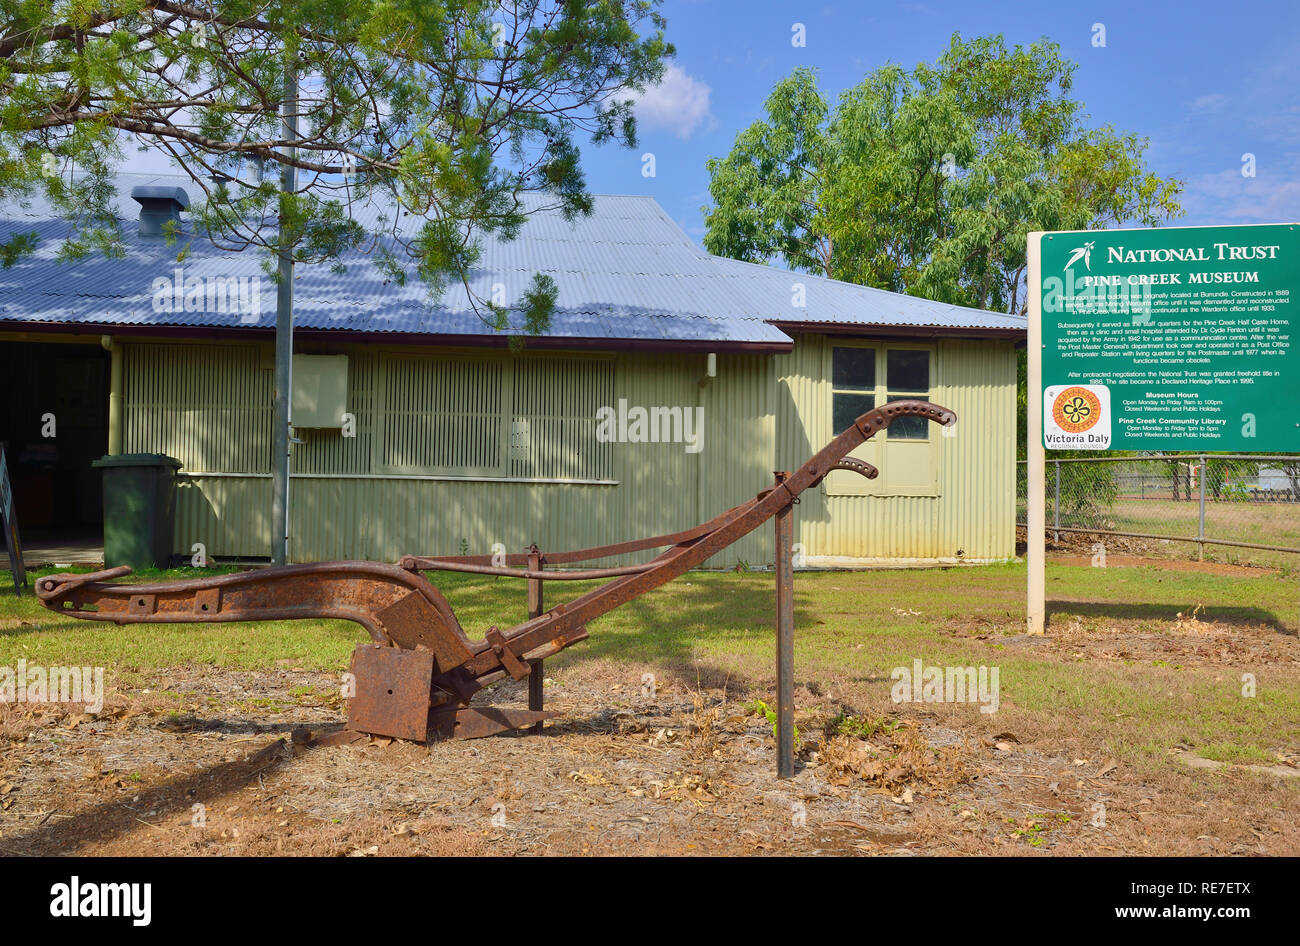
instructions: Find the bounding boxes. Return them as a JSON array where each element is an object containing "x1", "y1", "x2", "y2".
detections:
[{"x1": 824, "y1": 340, "x2": 940, "y2": 497}]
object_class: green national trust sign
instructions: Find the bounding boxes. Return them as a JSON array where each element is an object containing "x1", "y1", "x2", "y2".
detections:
[{"x1": 1037, "y1": 223, "x2": 1299, "y2": 452}]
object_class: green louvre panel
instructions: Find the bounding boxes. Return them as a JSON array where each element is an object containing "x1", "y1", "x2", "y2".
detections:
[{"x1": 1039, "y1": 224, "x2": 1299, "y2": 452}]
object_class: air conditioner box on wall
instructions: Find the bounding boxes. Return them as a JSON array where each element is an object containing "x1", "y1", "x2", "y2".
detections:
[{"x1": 292, "y1": 354, "x2": 348, "y2": 428}]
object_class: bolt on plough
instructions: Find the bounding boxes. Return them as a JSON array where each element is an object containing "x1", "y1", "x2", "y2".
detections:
[{"x1": 36, "y1": 401, "x2": 955, "y2": 754}]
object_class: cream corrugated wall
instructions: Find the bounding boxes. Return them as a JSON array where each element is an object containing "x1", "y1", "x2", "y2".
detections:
[
  {"x1": 773, "y1": 334, "x2": 1016, "y2": 561},
  {"x1": 128, "y1": 334, "x2": 1013, "y2": 566}
]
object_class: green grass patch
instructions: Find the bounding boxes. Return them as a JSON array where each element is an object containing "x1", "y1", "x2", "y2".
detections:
[{"x1": 2, "y1": 560, "x2": 1296, "y2": 774}]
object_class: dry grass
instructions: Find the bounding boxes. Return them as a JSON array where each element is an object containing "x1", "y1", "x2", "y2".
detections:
[{"x1": 817, "y1": 717, "x2": 972, "y2": 794}]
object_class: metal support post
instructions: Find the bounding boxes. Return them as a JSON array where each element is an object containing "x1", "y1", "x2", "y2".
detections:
[
  {"x1": 527, "y1": 548, "x2": 544, "y2": 733},
  {"x1": 774, "y1": 472, "x2": 795, "y2": 779},
  {"x1": 1198, "y1": 454, "x2": 1207, "y2": 562}
]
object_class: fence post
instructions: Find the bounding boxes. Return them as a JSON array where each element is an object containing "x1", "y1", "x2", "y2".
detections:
[
  {"x1": 1197, "y1": 455, "x2": 1207, "y2": 562},
  {"x1": 1053, "y1": 459, "x2": 1061, "y2": 543}
]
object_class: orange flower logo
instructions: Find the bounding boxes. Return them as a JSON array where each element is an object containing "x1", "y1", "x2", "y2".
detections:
[{"x1": 1052, "y1": 386, "x2": 1102, "y2": 434}]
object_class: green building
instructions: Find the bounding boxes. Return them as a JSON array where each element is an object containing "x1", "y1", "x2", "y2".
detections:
[{"x1": 0, "y1": 175, "x2": 1024, "y2": 567}]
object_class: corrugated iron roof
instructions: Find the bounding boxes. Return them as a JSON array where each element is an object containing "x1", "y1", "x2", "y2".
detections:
[{"x1": 0, "y1": 172, "x2": 1025, "y2": 344}]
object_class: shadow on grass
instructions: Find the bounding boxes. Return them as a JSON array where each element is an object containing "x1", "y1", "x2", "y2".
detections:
[
  {"x1": 0, "y1": 619, "x2": 87, "y2": 638},
  {"x1": 435, "y1": 569, "x2": 802, "y2": 643},
  {"x1": 1047, "y1": 599, "x2": 1296, "y2": 636},
  {"x1": 548, "y1": 585, "x2": 817, "y2": 662},
  {"x1": 428, "y1": 571, "x2": 892, "y2": 703}
]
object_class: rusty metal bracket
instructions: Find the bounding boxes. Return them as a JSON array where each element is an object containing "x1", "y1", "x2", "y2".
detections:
[
  {"x1": 484, "y1": 626, "x2": 531, "y2": 681},
  {"x1": 810, "y1": 457, "x2": 879, "y2": 488}
]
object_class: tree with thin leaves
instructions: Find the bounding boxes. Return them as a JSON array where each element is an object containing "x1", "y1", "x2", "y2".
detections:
[{"x1": 0, "y1": 0, "x2": 673, "y2": 336}]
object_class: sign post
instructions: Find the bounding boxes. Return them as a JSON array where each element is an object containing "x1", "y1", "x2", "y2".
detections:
[
  {"x1": 1027, "y1": 236, "x2": 1046, "y2": 634},
  {"x1": 1027, "y1": 223, "x2": 1299, "y2": 632}
]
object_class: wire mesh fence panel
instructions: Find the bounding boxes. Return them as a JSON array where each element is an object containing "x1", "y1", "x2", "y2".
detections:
[{"x1": 1018, "y1": 455, "x2": 1300, "y2": 568}]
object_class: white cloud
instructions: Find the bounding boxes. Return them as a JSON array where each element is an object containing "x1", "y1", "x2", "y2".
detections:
[
  {"x1": 1191, "y1": 93, "x2": 1227, "y2": 113},
  {"x1": 1184, "y1": 167, "x2": 1300, "y2": 222},
  {"x1": 624, "y1": 64, "x2": 715, "y2": 140}
]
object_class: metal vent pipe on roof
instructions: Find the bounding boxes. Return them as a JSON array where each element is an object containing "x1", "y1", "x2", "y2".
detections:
[{"x1": 129, "y1": 185, "x2": 189, "y2": 238}]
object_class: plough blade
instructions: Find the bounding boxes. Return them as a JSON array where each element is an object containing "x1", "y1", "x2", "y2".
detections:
[
  {"x1": 429, "y1": 707, "x2": 560, "y2": 740},
  {"x1": 346, "y1": 645, "x2": 437, "y2": 742}
]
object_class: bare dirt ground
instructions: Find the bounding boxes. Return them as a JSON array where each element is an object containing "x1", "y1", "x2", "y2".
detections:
[{"x1": 2, "y1": 641, "x2": 1295, "y2": 857}]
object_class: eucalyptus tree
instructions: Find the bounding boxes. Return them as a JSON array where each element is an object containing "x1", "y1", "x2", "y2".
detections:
[{"x1": 703, "y1": 33, "x2": 1182, "y2": 316}]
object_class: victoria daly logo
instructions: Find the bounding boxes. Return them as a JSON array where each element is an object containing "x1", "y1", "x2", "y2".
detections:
[
  {"x1": 1053, "y1": 386, "x2": 1101, "y2": 432},
  {"x1": 1043, "y1": 383, "x2": 1111, "y2": 449}
]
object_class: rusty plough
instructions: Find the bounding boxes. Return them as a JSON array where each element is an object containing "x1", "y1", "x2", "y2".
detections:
[{"x1": 36, "y1": 400, "x2": 954, "y2": 754}]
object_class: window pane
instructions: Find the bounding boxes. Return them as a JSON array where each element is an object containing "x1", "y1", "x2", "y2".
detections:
[
  {"x1": 886, "y1": 394, "x2": 929, "y2": 440},
  {"x1": 833, "y1": 391, "x2": 875, "y2": 434},
  {"x1": 886, "y1": 349, "x2": 929, "y2": 392},
  {"x1": 832, "y1": 347, "x2": 875, "y2": 389}
]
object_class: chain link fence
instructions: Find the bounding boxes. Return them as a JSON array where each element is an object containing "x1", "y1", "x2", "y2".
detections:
[{"x1": 1017, "y1": 455, "x2": 1300, "y2": 568}]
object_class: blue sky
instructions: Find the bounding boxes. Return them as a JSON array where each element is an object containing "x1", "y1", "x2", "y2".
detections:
[
  {"x1": 125, "y1": 1, "x2": 1300, "y2": 246},
  {"x1": 587, "y1": 0, "x2": 1300, "y2": 245}
]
